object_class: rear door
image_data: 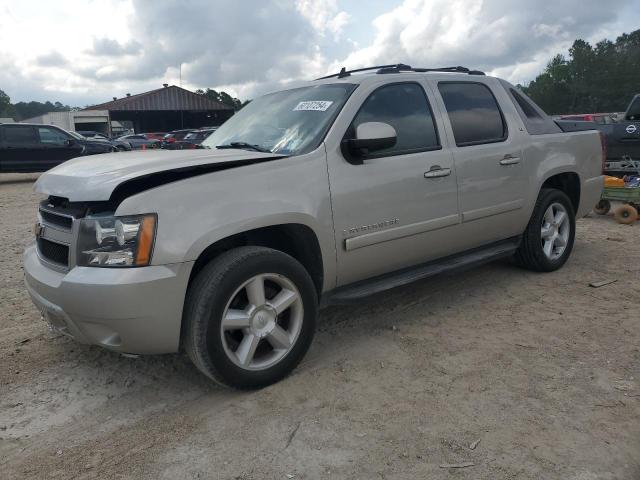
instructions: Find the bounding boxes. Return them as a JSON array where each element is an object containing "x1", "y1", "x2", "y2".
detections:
[
  {"x1": 1, "y1": 125, "x2": 39, "y2": 172},
  {"x1": 432, "y1": 79, "x2": 528, "y2": 245}
]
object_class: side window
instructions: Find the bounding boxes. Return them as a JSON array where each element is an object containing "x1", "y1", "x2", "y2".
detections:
[
  {"x1": 3, "y1": 125, "x2": 38, "y2": 146},
  {"x1": 348, "y1": 83, "x2": 440, "y2": 157},
  {"x1": 38, "y1": 127, "x2": 69, "y2": 145},
  {"x1": 438, "y1": 82, "x2": 507, "y2": 146},
  {"x1": 509, "y1": 88, "x2": 541, "y2": 119}
]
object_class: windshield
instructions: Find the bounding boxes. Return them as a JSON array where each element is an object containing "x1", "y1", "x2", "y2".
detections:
[
  {"x1": 201, "y1": 83, "x2": 356, "y2": 155},
  {"x1": 68, "y1": 131, "x2": 84, "y2": 140}
]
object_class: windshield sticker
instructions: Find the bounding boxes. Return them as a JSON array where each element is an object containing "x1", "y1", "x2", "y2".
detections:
[{"x1": 294, "y1": 100, "x2": 334, "y2": 112}]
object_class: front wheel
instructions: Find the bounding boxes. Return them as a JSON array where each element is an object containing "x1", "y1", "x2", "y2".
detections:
[
  {"x1": 183, "y1": 247, "x2": 317, "y2": 389},
  {"x1": 514, "y1": 188, "x2": 576, "y2": 272}
]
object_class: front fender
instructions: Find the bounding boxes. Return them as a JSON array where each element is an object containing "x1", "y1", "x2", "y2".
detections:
[{"x1": 115, "y1": 147, "x2": 337, "y2": 291}]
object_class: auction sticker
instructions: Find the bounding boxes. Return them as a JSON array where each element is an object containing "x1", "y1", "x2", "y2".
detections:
[{"x1": 294, "y1": 100, "x2": 333, "y2": 111}]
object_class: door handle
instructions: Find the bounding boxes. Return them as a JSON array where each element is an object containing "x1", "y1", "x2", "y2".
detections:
[
  {"x1": 499, "y1": 154, "x2": 520, "y2": 166},
  {"x1": 424, "y1": 166, "x2": 452, "y2": 178}
]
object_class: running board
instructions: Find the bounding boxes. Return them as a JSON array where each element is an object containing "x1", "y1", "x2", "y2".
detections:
[{"x1": 322, "y1": 237, "x2": 521, "y2": 305}]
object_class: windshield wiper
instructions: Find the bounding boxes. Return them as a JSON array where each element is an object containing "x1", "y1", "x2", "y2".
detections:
[{"x1": 216, "y1": 142, "x2": 271, "y2": 153}]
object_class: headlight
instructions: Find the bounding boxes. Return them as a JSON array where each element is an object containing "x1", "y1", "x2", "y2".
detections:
[{"x1": 77, "y1": 214, "x2": 157, "y2": 267}]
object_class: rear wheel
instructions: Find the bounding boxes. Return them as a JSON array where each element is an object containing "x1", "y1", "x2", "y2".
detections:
[
  {"x1": 514, "y1": 188, "x2": 576, "y2": 272},
  {"x1": 183, "y1": 246, "x2": 317, "y2": 389}
]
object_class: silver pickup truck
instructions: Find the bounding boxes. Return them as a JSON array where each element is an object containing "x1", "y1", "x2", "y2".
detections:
[{"x1": 24, "y1": 65, "x2": 603, "y2": 389}]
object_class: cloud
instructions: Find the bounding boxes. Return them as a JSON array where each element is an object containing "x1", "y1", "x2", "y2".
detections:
[
  {"x1": 0, "y1": 0, "x2": 638, "y2": 105},
  {"x1": 295, "y1": 0, "x2": 351, "y2": 39},
  {"x1": 90, "y1": 38, "x2": 142, "y2": 56},
  {"x1": 35, "y1": 51, "x2": 68, "y2": 67},
  {"x1": 333, "y1": 0, "x2": 629, "y2": 85}
]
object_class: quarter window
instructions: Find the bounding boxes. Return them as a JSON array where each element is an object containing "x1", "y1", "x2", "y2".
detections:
[
  {"x1": 438, "y1": 82, "x2": 507, "y2": 146},
  {"x1": 3, "y1": 125, "x2": 37, "y2": 145},
  {"x1": 509, "y1": 88, "x2": 541, "y2": 119},
  {"x1": 349, "y1": 83, "x2": 440, "y2": 157}
]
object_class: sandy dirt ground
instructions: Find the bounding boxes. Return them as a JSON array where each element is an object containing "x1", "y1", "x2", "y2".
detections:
[{"x1": 0, "y1": 172, "x2": 639, "y2": 480}]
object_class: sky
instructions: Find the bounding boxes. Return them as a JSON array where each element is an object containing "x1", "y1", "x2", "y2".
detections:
[{"x1": 1, "y1": 0, "x2": 639, "y2": 107}]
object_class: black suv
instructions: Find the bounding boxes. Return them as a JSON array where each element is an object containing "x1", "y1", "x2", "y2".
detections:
[{"x1": 0, "y1": 123, "x2": 115, "y2": 173}]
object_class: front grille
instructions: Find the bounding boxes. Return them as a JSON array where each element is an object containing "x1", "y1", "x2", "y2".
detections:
[
  {"x1": 37, "y1": 238, "x2": 69, "y2": 266},
  {"x1": 39, "y1": 209, "x2": 73, "y2": 229}
]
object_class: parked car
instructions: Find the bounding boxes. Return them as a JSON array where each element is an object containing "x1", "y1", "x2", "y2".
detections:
[
  {"x1": 116, "y1": 134, "x2": 161, "y2": 150},
  {"x1": 76, "y1": 130, "x2": 132, "y2": 151},
  {"x1": 161, "y1": 129, "x2": 195, "y2": 148},
  {"x1": 0, "y1": 123, "x2": 114, "y2": 172},
  {"x1": 163, "y1": 128, "x2": 217, "y2": 149},
  {"x1": 142, "y1": 132, "x2": 167, "y2": 141},
  {"x1": 570, "y1": 95, "x2": 640, "y2": 176},
  {"x1": 559, "y1": 113, "x2": 616, "y2": 124},
  {"x1": 25, "y1": 65, "x2": 603, "y2": 389}
]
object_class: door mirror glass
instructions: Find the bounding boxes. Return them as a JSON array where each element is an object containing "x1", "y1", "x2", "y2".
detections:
[{"x1": 348, "y1": 122, "x2": 397, "y2": 156}]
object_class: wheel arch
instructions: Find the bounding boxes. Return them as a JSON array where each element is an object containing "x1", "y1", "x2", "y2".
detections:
[
  {"x1": 540, "y1": 171, "x2": 581, "y2": 214},
  {"x1": 186, "y1": 223, "x2": 325, "y2": 299}
]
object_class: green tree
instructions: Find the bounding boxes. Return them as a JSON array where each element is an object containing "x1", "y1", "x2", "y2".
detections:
[
  {"x1": 0, "y1": 89, "x2": 15, "y2": 118},
  {"x1": 522, "y1": 28, "x2": 640, "y2": 115},
  {"x1": 196, "y1": 88, "x2": 245, "y2": 110}
]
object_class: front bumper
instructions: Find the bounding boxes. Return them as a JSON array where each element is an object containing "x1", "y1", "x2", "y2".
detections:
[{"x1": 24, "y1": 244, "x2": 194, "y2": 354}]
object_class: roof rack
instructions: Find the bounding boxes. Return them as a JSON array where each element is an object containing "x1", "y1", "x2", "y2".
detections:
[{"x1": 316, "y1": 63, "x2": 485, "y2": 80}]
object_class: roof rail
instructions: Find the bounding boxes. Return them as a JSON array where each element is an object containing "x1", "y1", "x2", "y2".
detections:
[{"x1": 316, "y1": 64, "x2": 485, "y2": 80}]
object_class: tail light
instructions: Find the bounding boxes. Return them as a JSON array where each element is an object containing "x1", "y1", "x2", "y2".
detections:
[{"x1": 599, "y1": 131, "x2": 607, "y2": 174}]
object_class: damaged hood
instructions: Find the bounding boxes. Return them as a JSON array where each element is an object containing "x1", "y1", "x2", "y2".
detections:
[{"x1": 35, "y1": 149, "x2": 284, "y2": 202}]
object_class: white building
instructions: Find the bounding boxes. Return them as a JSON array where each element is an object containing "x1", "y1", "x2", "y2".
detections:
[{"x1": 20, "y1": 110, "x2": 111, "y2": 135}]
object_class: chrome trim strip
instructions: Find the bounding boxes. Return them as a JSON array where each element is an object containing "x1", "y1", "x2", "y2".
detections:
[
  {"x1": 462, "y1": 198, "x2": 524, "y2": 222},
  {"x1": 344, "y1": 214, "x2": 460, "y2": 251}
]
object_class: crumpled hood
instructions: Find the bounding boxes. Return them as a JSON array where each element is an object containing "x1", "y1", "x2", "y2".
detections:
[{"x1": 35, "y1": 149, "x2": 282, "y2": 202}]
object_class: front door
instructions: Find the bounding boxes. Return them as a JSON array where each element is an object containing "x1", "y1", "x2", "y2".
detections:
[
  {"x1": 35, "y1": 126, "x2": 82, "y2": 170},
  {"x1": 325, "y1": 81, "x2": 461, "y2": 286}
]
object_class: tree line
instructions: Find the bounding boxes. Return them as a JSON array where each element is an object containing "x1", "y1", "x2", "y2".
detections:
[
  {"x1": 521, "y1": 29, "x2": 640, "y2": 115},
  {"x1": 0, "y1": 90, "x2": 75, "y2": 121},
  {"x1": 194, "y1": 88, "x2": 249, "y2": 110}
]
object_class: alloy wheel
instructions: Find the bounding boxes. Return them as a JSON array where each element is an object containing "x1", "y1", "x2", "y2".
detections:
[
  {"x1": 220, "y1": 273, "x2": 303, "y2": 371},
  {"x1": 540, "y1": 202, "x2": 570, "y2": 261}
]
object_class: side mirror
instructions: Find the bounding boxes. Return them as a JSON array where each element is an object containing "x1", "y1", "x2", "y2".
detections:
[
  {"x1": 346, "y1": 122, "x2": 397, "y2": 161},
  {"x1": 65, "y1": 138, "x2": 76, "y2": 146}
]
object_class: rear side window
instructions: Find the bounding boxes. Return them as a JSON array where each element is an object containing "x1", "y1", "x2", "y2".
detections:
[
  {"x1": 349, "y1": 82, "x2": 440, "y2": 157},
  {"x1": 510, "y1": 88, "x2": 541, "y2": 119},
  {"x1": 438, "y1": 82, "x2": 507, "y2": 146},
  {"x1": 3, "y1": 125, "x2": 37, "y2": 145}
]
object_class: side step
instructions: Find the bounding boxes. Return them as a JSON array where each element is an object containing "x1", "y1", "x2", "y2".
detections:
[{"x1": 322, "y1": 237, "x2": 521, "y2": 305}]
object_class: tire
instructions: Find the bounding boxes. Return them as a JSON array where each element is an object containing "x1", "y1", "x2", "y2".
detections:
[
  {"x1": 594, "y1": 199, "x2": 611, "y2": 215},
  {"x1": 613, "y1": 204, "x2": 638, "y2": 225},
  {"x1": 514, "y1": 188, "x2": 576, "y2": 272},
  {"x1": 183, "y1": 246, "x2": 317, "y2": 389}
]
